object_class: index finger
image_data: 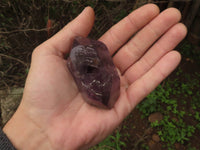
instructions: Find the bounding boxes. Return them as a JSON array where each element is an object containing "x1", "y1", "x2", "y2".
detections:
[{"x1": 99, "y1": 4, "x2": 160, "y2": 55}]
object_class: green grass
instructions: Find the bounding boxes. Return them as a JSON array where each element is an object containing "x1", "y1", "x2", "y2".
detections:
[
  {"x1": 137, "y1": 66, "x2": 200, "y2": 149},
  {"x1": 180, "y1": 40, "x2": 200, "y2": 64},
  {"x1": 1, "y1": 0, "x2": 199, "y2": 149},
  {"x1": 90, "y1": 130, "x2": 126, "y2": 150}
]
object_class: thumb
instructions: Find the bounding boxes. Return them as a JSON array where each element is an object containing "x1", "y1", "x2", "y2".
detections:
[{"x1": 44, "y1": 6, "x2": 95, "y2": 54}]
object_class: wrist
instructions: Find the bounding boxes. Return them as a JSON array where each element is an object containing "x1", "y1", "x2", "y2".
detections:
[{"x1": 3, "y1": 106, "x2": 53, "y2": 150}]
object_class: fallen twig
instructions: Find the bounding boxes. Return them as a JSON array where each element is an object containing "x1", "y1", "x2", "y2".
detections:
[
  {"x1": 136, "y1": 0, "x2": 192, "y2": 5},
  {"x1": 0, "y1": 28, "x2": 48, "y2": 34},
  {"x1": 0, "y1": 53, "x2": 28, "y2": 67}
]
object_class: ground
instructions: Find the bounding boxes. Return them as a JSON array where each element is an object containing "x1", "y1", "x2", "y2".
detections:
[
  {"x1": 92, "y1": 55, "x2": 200, "y2": 150},
  {"x1": 0, "y1": 1, "x2": 200, "y2": 150}
]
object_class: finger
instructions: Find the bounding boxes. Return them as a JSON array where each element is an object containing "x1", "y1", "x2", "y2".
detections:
[
  {"x1": 113, "y1": 8, "x2": 181, "y2": 74},
  {"x1": 40, "y1": 7, "x2": 95, "y2": 55},
  {"x1": 99, "y1": 4, "x2": 160, "y2": 55},
  {"x1": 124, "y1": 23, "x2": 187, "y2": 84},
  {"x1": 109, "y1": 51, "x2": 181, "y2": 122},
  {"x1": 126, "y1": 51, "x2": 181, "y2": 109}
]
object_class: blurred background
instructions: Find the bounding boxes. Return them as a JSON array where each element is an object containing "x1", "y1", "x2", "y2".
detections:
[{"x1": 0, "y1": 0, "x2": 200, "y2": 150}]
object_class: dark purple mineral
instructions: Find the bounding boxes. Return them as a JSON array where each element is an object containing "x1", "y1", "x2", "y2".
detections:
[{"x1": 67, "y1": 36, "x2": 120, "y2": 109}]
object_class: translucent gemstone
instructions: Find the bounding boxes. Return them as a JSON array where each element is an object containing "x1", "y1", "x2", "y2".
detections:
[{"x1": 67, "y1": 36, "x2": 120, "y2": 109}]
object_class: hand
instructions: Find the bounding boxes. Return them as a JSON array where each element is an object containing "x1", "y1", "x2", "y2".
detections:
[{"x1": 3, "y1": 4, "x2": 187, "y2": 150}]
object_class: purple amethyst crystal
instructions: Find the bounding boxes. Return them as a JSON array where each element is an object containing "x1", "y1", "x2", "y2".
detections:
[{"x1": 67, "y1": 36, "x2": 120, "y2": 109}]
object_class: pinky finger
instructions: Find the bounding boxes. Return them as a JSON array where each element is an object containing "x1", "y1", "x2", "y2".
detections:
[{"x1": 126, "y1": 51, "x2": 181, "y2": 108}]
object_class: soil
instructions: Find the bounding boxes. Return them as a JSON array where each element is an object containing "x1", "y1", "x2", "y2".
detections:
[
  {"x1": 118, "y1": 57, "x2": 200, "y2": 150},
  {"x1": 0, "y1": 1, "x2": 200, "y2": 150}
]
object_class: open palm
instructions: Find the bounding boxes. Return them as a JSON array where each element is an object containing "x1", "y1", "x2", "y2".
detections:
[{"x1": 4, "y1": 4, "x2": 187, "y2": 150}]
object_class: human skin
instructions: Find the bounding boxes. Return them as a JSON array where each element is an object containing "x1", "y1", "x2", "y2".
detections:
[{"x1": 3, "y1": 4, "x2": 187, "y2": 150}]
